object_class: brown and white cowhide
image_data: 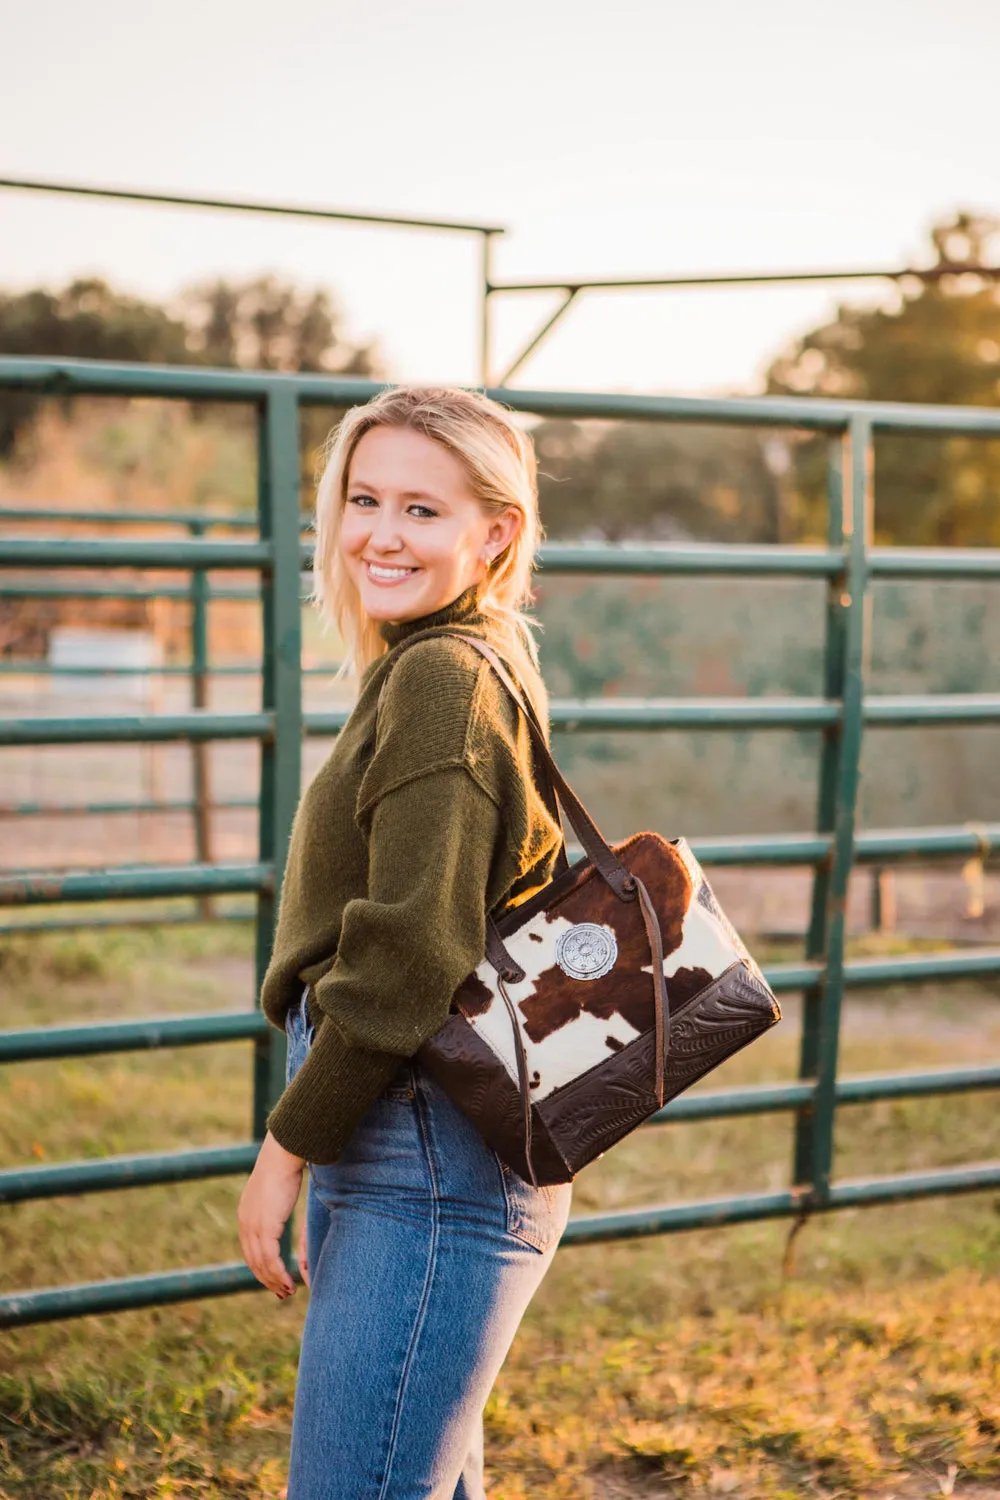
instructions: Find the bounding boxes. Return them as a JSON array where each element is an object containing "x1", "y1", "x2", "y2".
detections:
[{"x1": 456, "y1": 834, "x2": 765, "y2": 1101}]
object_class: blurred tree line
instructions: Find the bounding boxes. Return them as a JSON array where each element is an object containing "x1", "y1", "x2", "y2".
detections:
[
  {"x1": 0, "y1": 274, "x2": 381, "y2": 465},
  {"x1": 2, "y1": 210, "x2": 998, "y2": 544},
  {"x1": 765, "y1": 211, "x2": 1000, "y2": 545},
  {"x1": 533, "y1": 211, "x2": 1000, "y2": 547}
]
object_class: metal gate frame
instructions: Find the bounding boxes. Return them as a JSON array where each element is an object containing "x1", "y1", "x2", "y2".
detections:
[{"x1": 1, "y1": 357, "x2": 998, "y2": 1326}]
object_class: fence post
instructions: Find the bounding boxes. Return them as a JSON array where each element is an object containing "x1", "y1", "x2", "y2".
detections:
[
  {"x1": 189, "y1": 518, "x2": 214, "y2": 916},
  {"x1": 253, "y1": 386, "x2": 303, "y2": 1143},
  {"x1": 793, "y1": 417, "x2": 873, "y2": 1201}
]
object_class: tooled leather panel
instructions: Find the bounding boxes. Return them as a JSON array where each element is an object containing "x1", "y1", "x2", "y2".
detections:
[
  {"x1": 538, "y1": 961, "x2": 781, "y2": 1175},
  {"x1": 417, "y1": 1016, "x2": 571, "y2": 1186}
]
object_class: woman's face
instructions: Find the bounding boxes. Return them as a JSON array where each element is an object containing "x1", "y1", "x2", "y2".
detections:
[{"x1": 340, "y1": 424, "x2": 521, "y2": 625}]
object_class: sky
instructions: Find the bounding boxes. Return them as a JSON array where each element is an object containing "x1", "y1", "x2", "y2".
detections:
[{"x1": 1, "y1": 0, "x2": 998, "y2": 395}]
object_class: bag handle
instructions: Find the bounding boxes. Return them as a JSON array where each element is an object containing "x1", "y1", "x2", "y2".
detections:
[{"x1": 449, "y1": 635, "x2": 637, "y2": 901}]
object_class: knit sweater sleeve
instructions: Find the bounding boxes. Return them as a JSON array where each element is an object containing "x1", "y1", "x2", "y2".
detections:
[{"x1": 264, "y1": 641, "x2": 506, "y2": 1164}]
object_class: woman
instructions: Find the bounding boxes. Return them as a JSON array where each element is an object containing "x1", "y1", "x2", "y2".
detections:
[{"x1": 237, "y1": 385, "x2": 573, "y2": 1498}]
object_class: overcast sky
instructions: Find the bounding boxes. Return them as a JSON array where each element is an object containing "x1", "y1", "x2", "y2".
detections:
[{"x1": 2, "y1": 0, "x2": 998, "y2": 394}]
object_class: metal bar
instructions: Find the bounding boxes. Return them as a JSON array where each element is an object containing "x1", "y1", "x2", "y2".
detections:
[
  {"x1": 870, "y1": 547, "x2": 1000, "y2": 579},
  {"x1": 827, "y1": 1162, "x2": 1000, "y2": 1207},
  {"x1": 0, "y1": 663, "x2": 246, "y2": 677},
  {"x1": 0, "y1": 1010, "x2": 269, "y2": 1063},
  {"x1": 0, "y1": 538, "x2": 272, "y2": 568},
  {"x1": 6, "y1": 542, "x2": 989, "y2": 582},
  {"x1": 5, "y1": 1158, "x2": 999, "y2": 1326},
  {"x1": 0, "y1": 862, "x2": 272, "y2": 907},
  {"x1": 0, "y1": 1263, "x2": 262, "y2": 1328},
  {"x1": 652, "y1": 1063, "x2": 1000, "y2": 1124},
  {"x1": 7, "y1": 359, "x2": 1000, "y2": 436},
  {"x1": 479, "y1": 385, "x2": 1000, "y2": 437},
  {"x1": 4, "y1": 812, "x2": 993, "y2": 869},
  {"x1": 479, "y1": 231, "x2": 497, "y2": 386},
  {"x1": 1, "y1": 1076, "x2": 993, "y2": 1203},
  {"x1": 534, "y1": 542, "x2": 844, "y2": 576},
  {"x1": 810, "y1": 417, "x2": 873, "y2": 1203},
  {"x1": 0, "y1": 662, "x2": 342, "y2": 677},
  {"x1": 5, "y1": 542, "x2": 999, "y2": 589},
  {"x1": 0, "y1": 910, "x2": 254, "y2": 936},
  {"x1": 560, "y1": 1162, "x2": 1000, "y2": 1246},
  {"x1": 0, "y1": 1145, "x2": 259, "y2": 1203},
  {"x1": 835, "y1": 1064, "x2": 1000, "y2": 1103},
  {"x1": 688, "y1": 825, "x2": 1000, "y2": 865},
  {"x1": 488, "y1": 264, "x2": 1000, "y2": 293},
  {"x1": 0, "y1": 175, "x2": 505, "y2": 235},
  {"x1": 2, "y1": 797, "x2": 258, "y2": 817},
  {"x1": 654, "y1": 1081, "x2": 815, "y2": 1121},
  {"x1": 189, "y1": 520, "x2": 214, "y2": 917},
  {"x1": 252, "y1": 388, "x2": 303, "y2": 1146},
  {"x1": 864, "y1": 695, "x2": 1000, "y2": 724},
  {"x1": 0, "y1": 581, "x2": 263, "y2": 601},
  {"x1": 0, "y1": 505, "x2": 260, "y2": 527},
  {"x1": 795, "y1": 437, "x2": 848, "y2": 1190},
  {"x1": 842, "y1": 949, "x2": 1000, "y2": 985},
  {"x1": 496, "y1": 289, "x2": 579, "y2": 386},
  {"x1": 7, "y1": 1065, "x2": 995, "y2": 1203},
  {"x1": 306, "y1": 699, "x2": 840, "y2": 738},
  {"x1": 0, "y1": 711, "x2": 272, "y2": 746},
  {"x1": 11, "y1": 694, "x2": 993, "y2": 747}
]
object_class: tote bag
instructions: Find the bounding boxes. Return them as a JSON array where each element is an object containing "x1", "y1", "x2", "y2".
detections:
[{"x1": 378, "y1": 630, "x2": 782, "y2": 1186}]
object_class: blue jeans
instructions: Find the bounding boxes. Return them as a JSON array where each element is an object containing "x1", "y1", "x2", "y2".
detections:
[{"x1": 283, "y1": 985, "x2": 573, "y2": 1499}]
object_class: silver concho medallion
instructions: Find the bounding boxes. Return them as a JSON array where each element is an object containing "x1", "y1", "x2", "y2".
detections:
[{"x1": 554, "y1": 922, "x2": 618, "y2": 981}]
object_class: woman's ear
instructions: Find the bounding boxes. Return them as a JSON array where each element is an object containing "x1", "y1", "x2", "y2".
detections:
[{"x1": 488, "y1": 506, "x2": 522, "y2": 555}]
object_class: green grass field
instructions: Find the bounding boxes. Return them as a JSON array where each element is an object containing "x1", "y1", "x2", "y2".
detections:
[{"x1": 1, "y1": 921, "x2": 998, "y2": 1498}]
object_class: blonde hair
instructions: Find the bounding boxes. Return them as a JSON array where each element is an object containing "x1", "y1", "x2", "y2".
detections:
[{"x1": 310, "y1": 384, "x2": 551, "y2": 728}]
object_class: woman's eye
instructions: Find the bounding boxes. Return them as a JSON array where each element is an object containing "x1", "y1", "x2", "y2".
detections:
[{"x1": 347, "y1": 495, "x2": 436, "y2": 518}]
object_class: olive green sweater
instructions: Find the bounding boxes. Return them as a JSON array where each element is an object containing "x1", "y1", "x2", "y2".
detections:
[{"x1": 259, "y1": 581, "x2": 564, "y2": 1163}]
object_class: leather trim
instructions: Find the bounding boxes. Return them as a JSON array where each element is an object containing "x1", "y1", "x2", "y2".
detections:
[
  {"x1": 420, "y1": 959, "x2": 780, "y2": 1185},
  {"x1": 416, "y1": 1015, "x2": 570, "y2": 1185}
]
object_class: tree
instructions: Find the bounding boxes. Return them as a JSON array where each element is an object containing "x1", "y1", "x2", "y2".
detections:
[
  {"x1": 532, "y1": 417, "x2": 782, "y2": 543},
  {"x1": 765, "y1": 211, "x2": 1000, "y2": 544},
  {"x1": 175, "y1": 275, "x2": 379, "y2": 376},
  {"x1": 0, "y1": 274, "x2": 383, "y2": 456},
  {"x1": 0, "y1": 278, "x2": 190, "y2": 453}
]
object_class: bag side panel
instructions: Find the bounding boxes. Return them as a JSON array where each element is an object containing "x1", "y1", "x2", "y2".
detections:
[
  {"x1": 417, "y1": 1016, "x2": 571, "y2": 1185},
  {"x1": 539, "y1": 960, "x2": 781, "y2": 1175}
]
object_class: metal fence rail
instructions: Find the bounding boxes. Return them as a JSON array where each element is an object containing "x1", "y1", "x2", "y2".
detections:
[{"x1": 1, "y1": 356, "x2": 998, "y2": 1328}]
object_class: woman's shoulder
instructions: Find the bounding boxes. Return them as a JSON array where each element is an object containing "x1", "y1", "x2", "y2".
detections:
[
  {"x1": 376, "y1": 631, "x2": 495, "y2": 737},
  {"x1": 355, "y1": 631, "x2": 525, "y2": 812}
]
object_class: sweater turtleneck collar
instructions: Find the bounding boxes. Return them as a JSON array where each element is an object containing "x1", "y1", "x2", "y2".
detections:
[{"x1": 378, "y1": 579, "x2": 488, "y2": 648}]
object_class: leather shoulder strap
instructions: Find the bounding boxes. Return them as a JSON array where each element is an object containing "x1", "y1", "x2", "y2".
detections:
[
  {"x1": 373, "y1": 627, "x2": 633, "y2": 902},
  {"x1": 449, "y1": 634, "x2": 632, "y2": 899}
]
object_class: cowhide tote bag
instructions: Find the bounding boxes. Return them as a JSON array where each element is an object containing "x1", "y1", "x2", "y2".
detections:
[{"x1": 378, "y1": 629, "x2": 782, "y2": 1187}]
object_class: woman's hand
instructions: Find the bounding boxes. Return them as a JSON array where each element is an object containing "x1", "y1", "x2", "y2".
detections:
[{"x1": 237, "y1": 1130, "x2": 306, "y2": 1299}]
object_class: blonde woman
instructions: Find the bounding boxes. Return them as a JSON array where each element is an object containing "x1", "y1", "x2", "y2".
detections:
[{"x1": 237, "y1": 386, "x2": 573, "y2": 1498}]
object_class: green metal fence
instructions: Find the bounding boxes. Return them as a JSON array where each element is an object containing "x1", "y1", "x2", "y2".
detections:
[{"x1": 1, "y1": 356, "x2": 998, "y2": 1328}]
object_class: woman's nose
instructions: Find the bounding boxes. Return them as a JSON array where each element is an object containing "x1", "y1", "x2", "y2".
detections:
[{"x1": 368, "y1": 507, "x2": 404, "y2": 549}]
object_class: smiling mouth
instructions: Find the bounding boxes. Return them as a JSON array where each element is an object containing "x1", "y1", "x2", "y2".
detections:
[{"x1": 365, "y1": 561, "x2": 420, "y2": 582}]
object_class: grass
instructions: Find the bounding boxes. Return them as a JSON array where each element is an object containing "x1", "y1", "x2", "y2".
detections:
[{"x1": 1, "y1": 922, "x2": 998, "y2": 1498}]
